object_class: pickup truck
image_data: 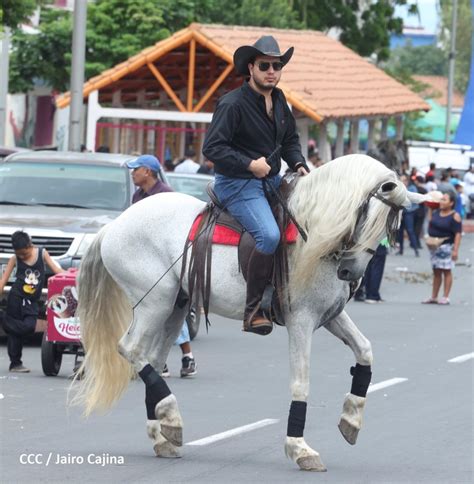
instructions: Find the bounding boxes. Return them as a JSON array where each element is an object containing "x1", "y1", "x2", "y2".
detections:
[{"x1": 0, "y1": 150, "x2": 167, "y2": 329}]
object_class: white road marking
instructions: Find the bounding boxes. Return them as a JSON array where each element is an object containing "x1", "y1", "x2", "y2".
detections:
[
  {"x1": 367, "y1": 377, "x2": 408, "y2": 394},
  {"x1": 448, "y1": 352, "x2": 474, "y2": 363},
  {"x1": 186, "y1": 418, "x2": 279, "y2": 446}
]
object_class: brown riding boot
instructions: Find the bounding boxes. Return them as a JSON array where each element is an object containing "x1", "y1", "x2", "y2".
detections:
[{"x1": 243, "y1": 250, "x2": 274, "y2": 335}]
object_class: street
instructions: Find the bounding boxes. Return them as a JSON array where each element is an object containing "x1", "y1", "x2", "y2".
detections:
[{"x1": 1, "y1": 235, "x2": 473, "y2": 484}]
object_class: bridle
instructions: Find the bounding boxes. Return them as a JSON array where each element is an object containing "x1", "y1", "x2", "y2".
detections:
[{"x1": 331, "y1": 188, "x2": 404, "y2": 262}]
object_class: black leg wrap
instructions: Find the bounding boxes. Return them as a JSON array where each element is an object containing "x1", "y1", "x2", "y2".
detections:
[
  {"x1": 350, "y1": 363, "x2": 372, "y2": 397},
  {"x1": 287, "y1": 401, "x2": 307, "y2": 437},
  {"x1": 139, "y1": 364, "x2": 172, "y2": 420}
]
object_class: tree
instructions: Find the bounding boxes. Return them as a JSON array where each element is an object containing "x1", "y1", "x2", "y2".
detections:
[
  {"x1": 9, "y1": 0, "x2": 197, "y2": 93},
  {"x1": 385, "y1": 43, "x2": 448, "y2": 77},
  {"x1": 9, "y1": 9, "x2": 72, "y2": 93},
  {"x1": 0, "y1": 0, "x2": 47, "y2": 29},
  {"x1": 439, "y1": 0, "x2": 472, "y2": 93},
  {"x1": 9, "y1": 0, "x2": 418, "y2": 93},
  {"x1": 294, "y1": 0, "x2": 419, "y2": 62},
  {"x1": 384, "y1": 67, "x2": 433, "y2": 140}
]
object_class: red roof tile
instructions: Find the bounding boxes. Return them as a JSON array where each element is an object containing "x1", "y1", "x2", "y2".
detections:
[
  {"x1": 413, "y1": 75, "x2": 464, "y2": 108},
  {"x1": 56, "y1": 23, "x2": 429, "y2": 120}
]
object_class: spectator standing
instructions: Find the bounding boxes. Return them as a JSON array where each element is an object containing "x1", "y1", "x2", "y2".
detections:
[
  {"x1": 463, "y1": 165, "x2": 474, "y2": 218},
  {"x1": 0, "y1": 231, "x2": 64, "y2": 372},
  {"x1": 397, "y1": 175, "x2": 420, "y2": 256},
  {"x1": 438, "y1": 171, "x2": 456, "y2": 196},
  {"x1": 126, "y1": 154, "x2": 197, "y2": 377},
  {"x1": 451, "y1": 180, "x2": 466, "y2": 219},
  {"x1": 425, "y1": 174, "x2": 437, "y2": 192},
  {"x1": 353, "y1": 239, "x2": 389, "y2": 303},
  {"x1": 425, "y1": 162, "x2": 436, "y2": 180},
  {"x1": 174, "y1": 148, "x2": 200, "y2": 174},
  {"x1": 413, "y1": 175, "x2": 427, "y2": 248},
  {"x1": 364, "y1": 241, "x2": 389, "y2": 303},
  {"x1": 422, "y1": 192, "x2": 462, "y2": 305}
]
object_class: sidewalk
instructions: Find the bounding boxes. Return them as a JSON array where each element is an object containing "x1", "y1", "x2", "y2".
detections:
[{"x1": 361, "y1": 232, "x2": 473, "y2": 307}]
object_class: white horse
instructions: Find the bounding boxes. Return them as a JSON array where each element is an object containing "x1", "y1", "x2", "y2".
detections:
[{"x1": 73, "y1": 154, "x2": 429, "y2": 471}]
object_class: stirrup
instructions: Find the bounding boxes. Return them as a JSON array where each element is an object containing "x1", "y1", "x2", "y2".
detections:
[{"x1": 243, "y1": 311, "x2": 273, "y2": 336}]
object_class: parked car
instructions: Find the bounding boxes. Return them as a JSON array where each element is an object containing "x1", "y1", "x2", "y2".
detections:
[
  {"x1": 0, "y1": 150, "x2": 167, "y2": 333},
  {"x1": 165, "y1": 172, "x2": 213, "y2": 202},
  {"x1": 0, "y1": 151, "x2": 211, "y2": 339},
  {"x1": 0, "y1": 146, "x2": 31, "y2": 160}
]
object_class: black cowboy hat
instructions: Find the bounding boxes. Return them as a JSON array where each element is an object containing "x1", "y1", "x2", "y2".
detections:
[{"x1": 233, "y1": 35, "x2": 294, "y2": 76}]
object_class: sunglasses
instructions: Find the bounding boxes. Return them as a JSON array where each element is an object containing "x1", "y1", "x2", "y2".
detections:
[{"x1": 256, "y1": 61, "x2": 284, "y2": 72}]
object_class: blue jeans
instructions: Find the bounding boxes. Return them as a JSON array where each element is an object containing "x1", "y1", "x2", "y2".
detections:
[
  {"x1": 214, "y1": 174, "x2": 282, "y2": 255},
  {"x1": 398, "y1": 210, "x2": 418, "y2": 254},
  {"x1": 174, "y1": 322, "x2": 190, "y2": 346},
  {"x1": 364, "y1": 245, "x2": 387, "y2": 300}
]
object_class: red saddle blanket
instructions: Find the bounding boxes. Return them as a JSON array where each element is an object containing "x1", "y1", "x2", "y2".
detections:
[{"x1": 189, "y1": 214, "x2": 298, "y2": 246}]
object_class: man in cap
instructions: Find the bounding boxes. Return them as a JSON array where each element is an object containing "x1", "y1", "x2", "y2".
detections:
[
  {"x1": 126, "y1": 154, "x2": 172, "y2": 203},
  {"x1": 126, "y1": 154, "x2": 197, "y2": 378},
  {"x1": 203, "y1": 36, "x2": 309, "y2": 336}
]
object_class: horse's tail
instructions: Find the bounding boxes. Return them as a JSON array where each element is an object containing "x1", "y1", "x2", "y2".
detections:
[{"x1": 71, "y1": 227, "x2": 133, "y2": 415}]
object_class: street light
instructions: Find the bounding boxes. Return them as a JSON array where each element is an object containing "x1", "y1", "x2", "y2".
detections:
[{"x1": 445, "y1": 0, "x2": 458, "y2": 143}]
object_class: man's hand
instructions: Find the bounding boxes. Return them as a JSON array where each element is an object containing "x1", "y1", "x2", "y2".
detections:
[
  {"x1": 248, "y1": 157, "x2": 271, "y2": 178},
  {"x1": 297, "y1": 166, "x2": 309, "y2": 176},
  {"x1": 452, "y1": 250, "x2": 458, "y2": 262}
]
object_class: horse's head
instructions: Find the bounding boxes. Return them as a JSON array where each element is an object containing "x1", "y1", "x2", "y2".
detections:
[{"x1": 336, "y1": 179, "x2": 431, "y2": 281}]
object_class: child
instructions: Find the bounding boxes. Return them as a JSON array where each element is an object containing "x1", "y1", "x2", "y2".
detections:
[{"x1": 0, "y1": 231, "x2": 64, "y2": 372}]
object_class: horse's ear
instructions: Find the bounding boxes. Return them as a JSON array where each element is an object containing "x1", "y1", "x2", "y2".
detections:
[{"x1": 380, "y1": 181, "x2": 397, "y2": 193}]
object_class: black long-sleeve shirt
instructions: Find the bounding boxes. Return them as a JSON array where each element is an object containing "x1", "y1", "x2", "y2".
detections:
[{"x1": 202, "y1": 82, "x2": 307, "y2": 179}]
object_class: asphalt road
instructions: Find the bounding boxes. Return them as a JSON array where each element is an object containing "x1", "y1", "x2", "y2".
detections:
[{"x1": 1, "y1": 235, "x2": 473, "y2": 484}]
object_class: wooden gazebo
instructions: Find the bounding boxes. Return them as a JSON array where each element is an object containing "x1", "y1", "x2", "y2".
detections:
[{"x1": 56, "y1": 23, "x2": 429, "y2": 161}]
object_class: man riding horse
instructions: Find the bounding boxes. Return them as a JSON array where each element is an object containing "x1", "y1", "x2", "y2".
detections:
[{"x1": 203, "y1": 35, "x2": 309, "y2": 336}]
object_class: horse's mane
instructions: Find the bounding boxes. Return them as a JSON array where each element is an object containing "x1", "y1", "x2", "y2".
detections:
[{"x1": 288, "y1": 154, "x2": 400, "y2": 290}]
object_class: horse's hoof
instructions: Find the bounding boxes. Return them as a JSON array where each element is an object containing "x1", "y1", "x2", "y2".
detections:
[
  {"x1": 154, "y1": 439, "x2": 181, "y2": 458},
  {"x1": 160, "y1": 425, "x2": 183, "y2": 447},
  {"x1": 338, "y1": 418, "x2": 359, "y2": 445},
  {"x1": 296, "y1": 455, "x2": 327, "y2": 472}
]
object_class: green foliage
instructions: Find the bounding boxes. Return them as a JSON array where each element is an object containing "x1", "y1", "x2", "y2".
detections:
[
  {"x1": 189, "y1": 0, "x2": 301, "y2": 28},
  {"x1": 384, "y1": 67, "x2": 433, "y2": 140},
  {"x1": 9, "y1": 9, "x2": 72, "y2": 93},
  {"x1": 385, "y1": 43, "x2": 448, "y2": 76},
  {"x1": 296, "y1": 0, "x2": 417, "y2": 62},
  {"x1": 237, "y1": 0, "x2": 301, "y2": 29},
  {"x1": 1, "y1": 0, "x2": 43, "y2": 29},
  {"x1": 8, "y1": 0, "x2": 421, "y2": 93},
  {"x1": 9, "y1": 0, "x2": 197, "y2": 93},
  {"x1": 439, "y1": 0, "x2": 472, "y2": 94}
]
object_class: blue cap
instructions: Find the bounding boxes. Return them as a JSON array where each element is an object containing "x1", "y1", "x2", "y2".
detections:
[{"x1": 126, "y1": 155, "x2": 161, "y2": 172}]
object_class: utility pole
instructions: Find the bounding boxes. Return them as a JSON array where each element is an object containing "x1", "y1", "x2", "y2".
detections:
[
  {"x1": 68, "y1": 0, "x2": 88, "y2": 151},
  {"x1": 0, "y1": 27, "x2": 11, "y2": 146},
  {"x1": 445, "y1": 0, "x2": 458, "y2": 143}
]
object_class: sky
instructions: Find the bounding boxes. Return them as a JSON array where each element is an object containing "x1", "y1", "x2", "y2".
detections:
[{"x1": 395, "y1": 0, "x2": 439, "y2": 34}]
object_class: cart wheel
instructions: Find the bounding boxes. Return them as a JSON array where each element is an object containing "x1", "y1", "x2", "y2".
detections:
[
  {"x1": 41, "y1": 333, "x2": 62, "y2": 376},
  {"x1": 186, "y1": 306, "x2": 201, "y2": 341}
]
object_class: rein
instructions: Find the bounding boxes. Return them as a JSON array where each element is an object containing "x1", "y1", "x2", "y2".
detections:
[
  {"x1": 132, "y1": 145, "x2": 283, "y2": 312},
  {"x1": 332, "y1": 187, "x2": 403, "y2": 261}
]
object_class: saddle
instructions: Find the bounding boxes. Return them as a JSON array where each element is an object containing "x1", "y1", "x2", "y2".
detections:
[{"x1": 180, "y1": 174, "x2": 300, "y2": 329}]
